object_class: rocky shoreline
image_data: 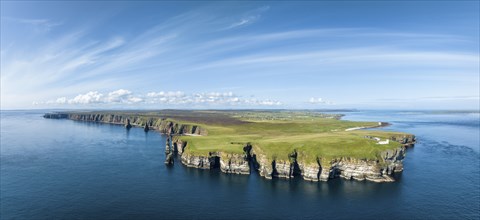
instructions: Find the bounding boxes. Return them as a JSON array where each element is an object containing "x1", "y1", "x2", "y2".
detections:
[
  {"x1": 44, "y1": 112, "x2": 415, "y2": 183},
  {"x1": 44, "y1": 112, "x2": 208, "y2": 135},
  {"x1": 169, "y1": 139, "x2": 412, "y2": 182}
]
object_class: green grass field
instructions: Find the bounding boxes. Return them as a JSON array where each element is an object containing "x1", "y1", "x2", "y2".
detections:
[{"x1": 166, "y1": 111, "x2": 412, "y2": 164}]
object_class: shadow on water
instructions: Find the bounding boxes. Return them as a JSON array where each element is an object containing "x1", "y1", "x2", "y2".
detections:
[
  {"x1": 125, "y1": 128, "x2": 130, "y2": 139},
  {"x1": 421, "y1": 138, "x2": 480, "y2": 159},
  {"x1": 257, "y1": 174, "x2": 403, "y2": 199},
  {"x1": 165, "y1": 148, "x2": 404, "y2": 201}
]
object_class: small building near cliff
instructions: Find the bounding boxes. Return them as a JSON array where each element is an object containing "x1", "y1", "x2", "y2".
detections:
[{"x1": 378, "y1": 139, "x2": 390, "y2": 145}]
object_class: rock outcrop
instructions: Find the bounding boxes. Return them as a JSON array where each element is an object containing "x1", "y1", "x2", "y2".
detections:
[
  {"x1": 165, "y1": 153, "x2": 174, "y2": 165},
  {"x1": 253, "y1": 153, "x2": 274, "y2": 179},
  {"x1": 251, "y1": 148, "x2": 301, "y2": 179},
  {"x1": 176, "y1": 143, "x2": 251, "y2": 174},
  {"x1": 172, "y1": 138, "x2": 186, "y2": 155},
  {"x1": 164, "y1": 137, "x2": 174, "y2": 165},
  {"x1": 304, "y1": 145, "x2": 408, "y2": 182},
  {"x1": 218, "y1": 152, "x2": 250, "y2": 174},
  {"x1": 125, "y1": 119, "x2": 132, "y2": 129},
  {"x1": 298, "y1": 161, "x2": 321, "y2": 181},
  {"x1": 43, "y1": 113, "x2": 68, "y2": 119},
  {"x1": 181, "y1": 153, "x2": 219, "y2": 169}
]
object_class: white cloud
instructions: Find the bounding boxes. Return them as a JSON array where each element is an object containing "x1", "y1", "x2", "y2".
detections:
[
  {"x1": 68, "y1": 91, "x2": 104, "y2": 104},
  {"x1": 128, "y1": 97, "x2": 144, "y2": 103},
  {"x1": 41, "y1": 89, "x2": 281, "y2": 107},
  {"x1": 42, "y1": 90, "x2": 143, "y2": 105},
  {"x1": 107, "y1": 89, "x2": 133, "y2": 103},
  {"x1": 309, "y1": 97, "x2": 334, "y2": 105},
  {"x1": 55, "y1": 97, "x2": 67, "y2": 104},
  {"x1": 147, "y1": 91, "x2": 185, "y2": 98},
  {"x1": 253, "y1": 100, "x2": 282, "y2": 106}
]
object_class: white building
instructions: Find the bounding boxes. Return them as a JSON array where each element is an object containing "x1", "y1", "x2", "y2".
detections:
[{"x1": 378, "y1": 139, "x2": 390, "y2": 145}]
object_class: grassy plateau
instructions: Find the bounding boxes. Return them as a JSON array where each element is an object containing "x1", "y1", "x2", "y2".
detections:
[{"x1": 158, "y1": 110, "x2": 411, "y2": 165}]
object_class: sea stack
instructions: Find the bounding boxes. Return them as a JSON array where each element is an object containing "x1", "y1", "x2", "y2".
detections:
[
  {"x1": 165, "y1": 137, "x2": 171, "y2": 154},
  {"x1": 165, "y1": 152, "x2": 174, "y2": 165},
  {"x1": 165, "y1": 137, "x2": 174, "y2": 164},
  {"x1": 144, "y1": 123, "x2": 149, "y2": 132},
  {"x1": 125, "y1": 119, "x2": 132, "y2": 129}
]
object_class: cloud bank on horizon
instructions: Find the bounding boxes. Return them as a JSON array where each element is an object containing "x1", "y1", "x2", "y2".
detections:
[
  {"x1": 1, "y1": 1, "x2": 479, "y2": 109},
  {"x1": 35, "y1": 89, "x2": 283, "y2": 108}
]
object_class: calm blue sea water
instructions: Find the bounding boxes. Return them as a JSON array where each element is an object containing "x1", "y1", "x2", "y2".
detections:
[{"x1": 1, "y1": 110, "x2": 479, "y2": 220}]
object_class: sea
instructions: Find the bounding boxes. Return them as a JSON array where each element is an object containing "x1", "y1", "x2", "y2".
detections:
[{"x1": 1, "y1": 110, "x2": 479, "y2": 219}]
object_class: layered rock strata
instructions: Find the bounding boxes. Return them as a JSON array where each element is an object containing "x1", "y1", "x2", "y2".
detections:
[
  {"x1": 44, "y1": 113, "x2": 207, "y2": 136},
  {"x1": 179, "y1": 140, "x2": 414, "y2": 183}
]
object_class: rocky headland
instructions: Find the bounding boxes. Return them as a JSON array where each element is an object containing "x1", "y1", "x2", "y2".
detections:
[{"x1": 44, "y1": 111, "x2": 415, "y2": 183}]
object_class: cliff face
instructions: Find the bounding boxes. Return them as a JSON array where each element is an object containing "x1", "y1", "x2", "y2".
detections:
[
  {"x1": 250, "y1": 143, "x2": 412, "y2": 182},
  {"x1": 44, "y1": 113, "x2": 207, "y2": 136},
  {"x1": 172, "y1": 138, "x2": 186, "y2": 155},
  {"x1": 180, "y1": 148, "x2": 250, "y2": 174},
  {"x1": 218, "y1": 152, "x2": 250, "y2": 175},
  {"x1": 298, "y1": 162, "x2": 322, "y2": 181},
  {"x1": 252, "y1": 150, "x2": 300, "y2": 179},
  {"x1": 174, "y1": 132, "x2": 413, "y2": 183},
  {"x1": 325, "y1": 158, "x2": 394, "y2": 182},
  {"x1": 253, "y1": 153, "x2": 274, "y2": 179},
  {"x1": 181, "y1": 153, "x2": 218, "y2": 169}
]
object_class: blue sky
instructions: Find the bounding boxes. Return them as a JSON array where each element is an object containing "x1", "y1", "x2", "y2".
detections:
[{"x1": 1, "y1": 1, "x2": 479, "y2": 110}]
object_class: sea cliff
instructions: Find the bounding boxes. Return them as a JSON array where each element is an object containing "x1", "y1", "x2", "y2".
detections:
[
  {"x1": 175, "y1": 141, "x2": 413, "y2": 182},
  {"x1": 164, "y1": 126, "x2": 414, "y2": 183},
  {"x1": 44, "y1": 112, "x2": 207, "y2": 135}
]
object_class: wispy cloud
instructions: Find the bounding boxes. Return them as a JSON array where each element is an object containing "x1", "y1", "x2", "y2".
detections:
[
  {"x1": 3, "y1": 16, "x2": 63, "y2": 31},
  {"x1": 223, "y1": 5, "x2": 270, "y2": 30},
  {"x1": 378, "y1": 96, "x2": 480, "y2": 102},
  {"x1": 187, "y1": 47, "x2": 478, "y2": 75},
  {"x1": 227, "y1": 18, "x2": 252, "y2": 29},
  {"x1": 2, "y1": 3, "x2": 478, "y2": 109}
]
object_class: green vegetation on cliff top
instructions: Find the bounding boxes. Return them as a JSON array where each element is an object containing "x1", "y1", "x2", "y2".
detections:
[
  {"x1": 177, "y1": 115, "x2": 407, "y2": 164},
  {"x1": 64, "y1": 110, "x2": 412, "y2": 165}
]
